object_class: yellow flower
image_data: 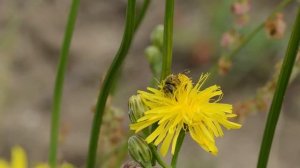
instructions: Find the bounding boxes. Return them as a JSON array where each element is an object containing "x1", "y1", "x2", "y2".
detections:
[
  {"x1": 0, "y1": 146, "x2": 74, "y2": 168},
  {"x1": 130, "y1": 73, "x2": 241, "y2": 156},
  {"x1": 0, "y1": 146, "x2": 27, "y2": 168}
]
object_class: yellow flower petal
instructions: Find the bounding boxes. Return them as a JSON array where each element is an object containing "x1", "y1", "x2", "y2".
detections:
[
  {"x1": 160, "y1": 131, "x2": 174, "y2": 156},
  {"x1": 11, "y1": 146, "x2": 27, "y2": 168},
  {"x1": 61, "y1": 162, "x2": 74, "y2": 168},
  {"x1": 171, "y1": 125, "x2": 182, "y2": 155},
  {"x1": 0, "y1": 160, "x2": 9, "y2": 168}
]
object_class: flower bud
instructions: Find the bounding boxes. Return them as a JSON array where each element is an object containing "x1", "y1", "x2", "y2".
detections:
[
  {"x1": 145, "y1": 46, "x2": 162, "y2": 78},
  {"x1": 128, "y1": 95, "x2": 148, "y2": 123},
  {"x1": 145, "y1": 46, "x2": 161, "y2": 65},
  {"x1": 150, "y1": 25, "x2": 164, "y2": 49},
  {"x1": 231, "y1": 0, "x2": 250, "y2": 16},
  {"x1": 128, "y1": 135, "x2": 152, "y2": 168},
  {"x1": 220, "y1": 31, "x2": 239, "y2": 48},
  {"x1": 265, "y1": 13, "x2": 286, "y2": 39}
]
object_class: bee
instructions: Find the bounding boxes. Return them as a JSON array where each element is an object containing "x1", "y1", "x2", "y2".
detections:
[{"x1": 162, "y1": 74, "x2": 181, "y2": 96}]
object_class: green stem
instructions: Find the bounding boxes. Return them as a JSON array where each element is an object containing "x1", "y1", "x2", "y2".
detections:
[
  {"x1": 110, "y1": 0, "x2": 151, "y2": 95},
  {"x1": 257, "y1": 7, "x2": 300, "y2": 168},
  {"x1": 149, "y1": 144, "x2": 171, "y2": 168},
  {"x1": 210, "y1": 0, "x2": 294, "y2": 75},
  {"x1": 109, "y1": 0, "x2": 151, "y2": 95},
  {"x1": 48, "y1": 0, "x2": 80, "y2": 167},
  {"x1": 161, "y1": 0, "x2": 175, "y2": 80},
  {"x1": 171, "y1": 130, "x2": 185, "y2": 168},
  {"x1": 160, "y1": 1, "x2": 182, "y2": 167},
  {"x1": 86, "y1": 1, "x2": 136, "y2": 168}
]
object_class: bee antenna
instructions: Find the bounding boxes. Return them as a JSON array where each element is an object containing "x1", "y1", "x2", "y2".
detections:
[
  {"x1": 183, "y1": 69, "x2": 190, "y2": 75},
  {"x1": 153, "y1": 77, "x2": 160, "y2": 85}
]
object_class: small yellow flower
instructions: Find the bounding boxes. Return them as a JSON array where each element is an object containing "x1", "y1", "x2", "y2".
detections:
[
  {"x1": 0, "y1": 146, "x2": 27, "y2": 168},
  {"x1": 0, "y1": 146, "x2": 74, "y2": 168},
  {"x1": 130, "y1": 73, "x2": 241, "y2": 156}
]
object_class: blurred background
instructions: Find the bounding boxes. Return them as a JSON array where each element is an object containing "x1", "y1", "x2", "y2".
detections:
[{"x1": 0, "y1": 0, "x2": 300, "y2": 167}]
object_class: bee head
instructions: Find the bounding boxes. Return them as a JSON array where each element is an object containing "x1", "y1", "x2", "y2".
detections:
[{"x1": 162, "y1": 74, "x2": 181, "y2": 96}]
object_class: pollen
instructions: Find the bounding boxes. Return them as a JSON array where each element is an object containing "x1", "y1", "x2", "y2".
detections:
[{"x1": 130, "y1": 73, "x2": 241, "y2": 156}]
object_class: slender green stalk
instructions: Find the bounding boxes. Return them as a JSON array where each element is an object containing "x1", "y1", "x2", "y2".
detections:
[
  {"x1": 159, "y1": 0, "x2": 187, "y2": 167},
  {"x1": 86, "y1": 1, "x2": 136, "y2": 168},
  {"x1": 86, "y1": 0, "x2": 151, "y2": 166},
  {"x1": 48, "y1": 0, "x2": 80, "y2": 167},
  {"x1": 109, "y1": 0, "x2": 151, "y2": 95},
  {"x1": 149, "y1": 144, "x2": 171, "y2": 168},
  {"x1": 257, "y1": 7, "x2": 300, "y2": 168},
  {"x1": 161, "y1": 0, "x2": 175, "y2": 80},
  {"x1": 210, "y1": 0, "x2": 294, "y2": 75},
  {"x1": 171, "y1": 130, "x2": 185, "y2": 168}
]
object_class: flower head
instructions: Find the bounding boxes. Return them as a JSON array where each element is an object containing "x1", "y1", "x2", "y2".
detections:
[
  {"x1": 0, "y1": 146, "x2": 27, "y2": 168},
  {"x1": 130, "y1": 73, "x2": 241, "y2": 156}
]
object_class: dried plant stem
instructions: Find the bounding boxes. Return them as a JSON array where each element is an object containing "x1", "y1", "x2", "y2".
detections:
[
  {"x1": 49, "y1": 0, "x2": 80, "y2": 167},
  {"x1": 210, "y1": 0, "x2": 294, "y2": 75},
  {"x1": 225, "y1": 0, "x2": 294, "y2": 61},
  {"x1": 257, "y1": 7, "x2": 300, "y2": 168}
]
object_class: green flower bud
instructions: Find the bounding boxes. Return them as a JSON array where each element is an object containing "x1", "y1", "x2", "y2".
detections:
[
  {"x1": 128, "y1": 135, "x2": 152, "y2": 168},
  {"x1": 145, "y1": 46, "x2": 162, "y2": 78},
  {"x1": 150, "y1": 25, "x2": 164, "y2": 49},
  {"x1": 145, "y1": 46, "x2": 161, "y2": 64},
  {"x1": 128, "y1": 95, "x2": 148, "y2": 123}
]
